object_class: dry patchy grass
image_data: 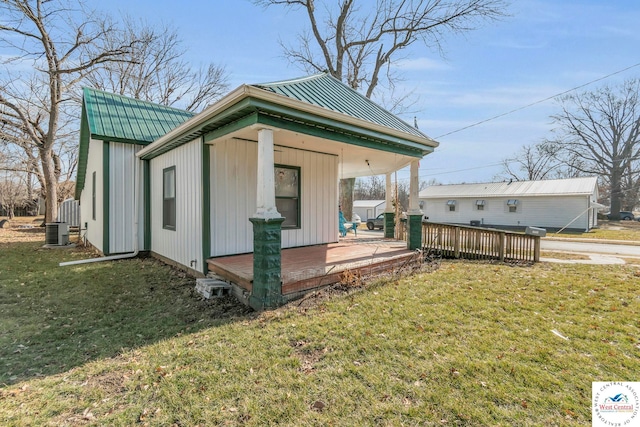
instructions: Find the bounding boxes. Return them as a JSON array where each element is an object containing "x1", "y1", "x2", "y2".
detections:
[{"x1": 1, "y1": 218, "x2": 639, "y2": 426}]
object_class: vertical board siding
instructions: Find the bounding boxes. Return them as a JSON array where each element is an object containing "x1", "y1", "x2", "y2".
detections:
[
  {"x1": 210, "y1": 139, "x2": 257, "y2": 256},
  {"x1": 276, "y1": 146, "x2": 338, "y2": 249},
  {"x1": 80, "y1": 139, "x2": 104, "y2": 253},
  {"x1": 150, "y1": 140, "x2": 203, "y2": 271},
  {"x1": 423, "y1": 195, "x2": 591, "y2": 230},
  {"x1": 109, "y1": 142, "x2": 140, "y2": 253},
  {"x1": 209, "y1": 139, "x2": 339, "y2": 257}
]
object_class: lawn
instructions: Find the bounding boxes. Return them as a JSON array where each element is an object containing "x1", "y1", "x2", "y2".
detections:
[
  {"x1": 551, "y1": 219, "x2": 640, "y2": 242},
  {"x1": 1, "y1": 221, "x2": 639, "y2": 426}
]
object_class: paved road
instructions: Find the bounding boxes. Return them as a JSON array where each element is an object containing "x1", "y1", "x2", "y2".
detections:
[{"x1": 541, "y1": 239, "x2": 640, "y2": 257}]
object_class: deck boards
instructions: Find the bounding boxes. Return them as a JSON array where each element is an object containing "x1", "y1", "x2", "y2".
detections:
[{"x1": 207, "y1": 237, "x2": 416, "y2": 296}]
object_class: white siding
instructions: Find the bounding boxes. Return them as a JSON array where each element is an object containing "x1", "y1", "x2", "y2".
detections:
[
  {"x1": 276, "y1": 146, "x2": 338, "y2": 249},
  {"x1": 109, "y1": 142, "x2": 140, "y2": 253},
  {"x1": 150, "y1": 139, "x2": 203, "y2": 271},
  {"x1": 79, "y1": 139, "x2": 104, "y2": 253},
  {"x1": 209, "y1": 139, "x2": 339, "y2": 257},
  {"x1": 423, "y1": 195, "x2": 592, "y2": 230}
]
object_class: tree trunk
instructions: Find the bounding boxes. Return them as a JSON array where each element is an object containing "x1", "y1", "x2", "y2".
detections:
[
  {"x1": 40, "y1": 148, "x2": 58, "y2": 223},
  {"x1": 609, "y1": 167, "x2": 623, "y2": 220},
  {"x1": 339, "y1": 177, "x2": 355, "y2": 221}
]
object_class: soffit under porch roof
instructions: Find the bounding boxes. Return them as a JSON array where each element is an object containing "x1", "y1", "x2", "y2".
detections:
[{"x1": 208, "y1": 125, "x2": 416, "y2": 178}]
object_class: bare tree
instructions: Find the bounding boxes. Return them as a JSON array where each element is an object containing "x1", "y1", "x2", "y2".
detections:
[
  {"x1": 254, "y1": 0, "x2": 509, "y2": 219},
  {"x1": 550, "y1": 79, "x2": 640, "y2": 219},
  {"x1": 84, "y1": 19, "x2": 229, "y2": 112},
  {"x1": 0, "y1": 0, "x2": 138, "y2": 223},
  {"x1": 498, "y1": 142, "x2": 566, "y2": 181},
  {"x1": 0, "y1": 171, "x2": 29, "y2": 219},
  {"x1": 355, "y1": 175, "x2": 386, "y2": 200}
]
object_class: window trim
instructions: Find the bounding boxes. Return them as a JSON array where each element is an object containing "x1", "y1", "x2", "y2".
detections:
[
  {"x1": 446, "y1": 199, "x2": 456, "y2": 212},
  {"x1": 275, "y1": 164, "x2": 301, "y2": 229},
  {"x1": 163, "y1": 166, "x2": 176, "y2": 230},
  {"x1": 476, "y1": 199, "x2": 485, "y2": 211},
  {"x1": 507, "y1": 199, "x2": 519, "y2": 213}
]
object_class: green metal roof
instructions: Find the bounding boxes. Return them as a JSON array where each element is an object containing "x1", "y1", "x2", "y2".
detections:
[
  {"x1": 82, "y1": 88, "x2": 194, "y2": 143},
  {"x1": 253, "y1": 72, "x2": 427, "y2": 140},
  {"x1": 75, "y1": 88, "x2": 194, "y2": 199}
]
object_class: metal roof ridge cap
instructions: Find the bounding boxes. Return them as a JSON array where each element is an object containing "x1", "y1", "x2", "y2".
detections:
[
  {"x1": 137, "y1": 85, "x2": 252, "y2": 158},
  {"x1": 247, "y1": 85, "x2": 439, "y2": 148}
]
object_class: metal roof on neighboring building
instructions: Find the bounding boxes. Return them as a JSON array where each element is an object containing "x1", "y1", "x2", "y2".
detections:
[
  {"x1": 253, "y1": 72, "x2": 430, "y2": 140},
  {"x1": 353, "y1": 200, "x2": 386, "y2": 208},
  {"x1": 83, "y1": 88, "x2": 194, "y2": 143},
  {"x1": 419, "y1": 177, "x2": 599, "y2": 198}
]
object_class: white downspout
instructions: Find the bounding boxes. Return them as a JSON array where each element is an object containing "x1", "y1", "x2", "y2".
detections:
[{"x1": 60, "y1": 156, "x2": 141, "y2": 267}]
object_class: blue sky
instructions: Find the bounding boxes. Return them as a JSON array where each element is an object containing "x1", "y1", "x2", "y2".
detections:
[{"x1": 102, "y1": 0, "x2": 639, "y2": 184}]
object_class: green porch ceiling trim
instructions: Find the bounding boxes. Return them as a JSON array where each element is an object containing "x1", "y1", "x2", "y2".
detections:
[
  {"x1": 201, "y1": 139, "x2": 211, "y2": 275},
  {"x1": 250, "y1": 99, "x2": 432, "y2": 153},
  {"x1": 102, "y1": 141, "x2": 110, "y2": 255},
  {"x1": 203, "y1": 112, "x2": 259, "y2": 143},
  {"x1": 255, "y1": 113, "x2": 425, "y2": 158},
  {"x1": 143, "y1": 160, "x2": 151, "y2": 251}
]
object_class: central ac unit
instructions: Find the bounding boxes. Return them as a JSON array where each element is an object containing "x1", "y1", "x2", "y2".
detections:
[{"x1": 45, "y1": 222, "x2": 69, "y2": 245}]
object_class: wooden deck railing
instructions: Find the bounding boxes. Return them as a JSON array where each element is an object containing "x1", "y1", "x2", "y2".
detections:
[{"x1": 421, "y1": 222, "x2": 540, "y2": 263}]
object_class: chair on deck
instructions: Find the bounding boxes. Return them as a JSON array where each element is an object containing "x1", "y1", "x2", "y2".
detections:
[{"x1": 339, "y1": 211, "x2": 357, "y2": 237}]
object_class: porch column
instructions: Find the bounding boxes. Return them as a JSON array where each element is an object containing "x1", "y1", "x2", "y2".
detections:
[
  {"x1": 384, "y1": 172, "x2": 395, "y2": 238},
  {"x1": 407, "y1": 159, "x2": 423, "y2": 250},
  {"x1": 249, "y1": 128, "x2": 285, "y2": 310}
]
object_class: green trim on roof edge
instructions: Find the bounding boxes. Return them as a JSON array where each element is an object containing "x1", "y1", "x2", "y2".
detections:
[{"x1": 141, "y1": 97, "x2": 432, "y2": 160}]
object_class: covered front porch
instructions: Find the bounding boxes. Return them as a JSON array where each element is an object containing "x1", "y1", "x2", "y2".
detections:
[{"x1": 207, "y1": 235, "x2": 420, "y2": 300}]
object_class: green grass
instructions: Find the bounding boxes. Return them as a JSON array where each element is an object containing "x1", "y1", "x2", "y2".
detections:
[
  {"x1": 1, "y1": 233, "x2": 639, "y2": 425},
  {"x1": 551, "y1": 220, "x2": 640, "y2": 241}
]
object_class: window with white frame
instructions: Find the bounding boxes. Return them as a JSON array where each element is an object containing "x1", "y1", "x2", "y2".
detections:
[
  {"x1": 476, "y1": 199, "x2": 485, "y2": 211},
  {"x1": 163, "y1": 166, "x2": 176, "y2": 230},
  {"x1": 447, "y1": 200, "x2": 456, "y2": 212},
  {"x1": 507, "y1": 199, "x2": 519, "y2": 213},
  {"x1": 275, "y1": 165, "x2": 300, "y2": 229}
]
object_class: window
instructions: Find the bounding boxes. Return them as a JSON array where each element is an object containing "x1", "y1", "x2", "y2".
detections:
[
  {"x1": 92, "y1": 171, "x2": 96, "y2": 220},
  {"x1": 447, "y1": 200, "x2": 456, "y2": 212},
  {"x1": 476, "y1": 200, "x2": 485, "y2": 211},
  {"x1": 507, "y1": 199, "x2": 519, "y2": 213},
  {"x1": 275, "y1": 165, "x2": 300, "y2": 228},
  {"x1": 163, "y1": 167, "x2": 176, "y2": 230}
]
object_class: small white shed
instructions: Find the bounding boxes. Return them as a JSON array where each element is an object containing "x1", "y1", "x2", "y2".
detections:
[
  {"x1": 353, "y1": 200, "x2": 386, "y2": 221},
  {"x1": 419, "y1": 177, "x2": 600, "y2": 231}
]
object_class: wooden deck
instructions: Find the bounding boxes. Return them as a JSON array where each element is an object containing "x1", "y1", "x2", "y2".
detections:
[{"x1": 207, "y1": 236, "x2": 417, "y2": 296}]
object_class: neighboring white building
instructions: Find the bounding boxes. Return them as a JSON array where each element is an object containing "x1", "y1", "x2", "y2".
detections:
[
  {"x1": 353, "y1": 200, "x2": 386, "y2": 221},
  {"x1": 419, "y1": 177, "x2": 601, "y2": 231}
]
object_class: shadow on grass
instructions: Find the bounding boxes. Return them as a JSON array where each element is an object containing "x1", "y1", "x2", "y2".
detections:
[{"x1": 0, "y1": 240, "x2": 253, "y2": 386}]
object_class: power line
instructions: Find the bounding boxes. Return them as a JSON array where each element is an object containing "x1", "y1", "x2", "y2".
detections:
[{"x1": 434, "y1": 62, "x2": 640, "y2": 139}]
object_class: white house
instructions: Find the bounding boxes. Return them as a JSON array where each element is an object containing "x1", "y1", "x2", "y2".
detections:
[
  {"x1": 75, "y1": 72, "x2": 439, "y2": 309},
  {"x1": 419, "y1": 177, "x2": 600, "y2": 231},
  {"x1": 353, "y1": 200, "x2": 386, "y2": 221}
]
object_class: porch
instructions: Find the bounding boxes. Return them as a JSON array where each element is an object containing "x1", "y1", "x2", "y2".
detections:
[{"x1": 207, "y1": 235, "x2": 418, "y2": 299}]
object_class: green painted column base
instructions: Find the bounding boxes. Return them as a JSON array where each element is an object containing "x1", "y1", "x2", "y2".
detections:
[
  {"x1": 407, "y1": 214, "x2": 423, "y2": 250},
  {"x1": 384, "y1": 212, "x2": 395, "y2": 238},
  {"x1": 249, "y1": 217, "x2": 285, "y2": 311}
]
